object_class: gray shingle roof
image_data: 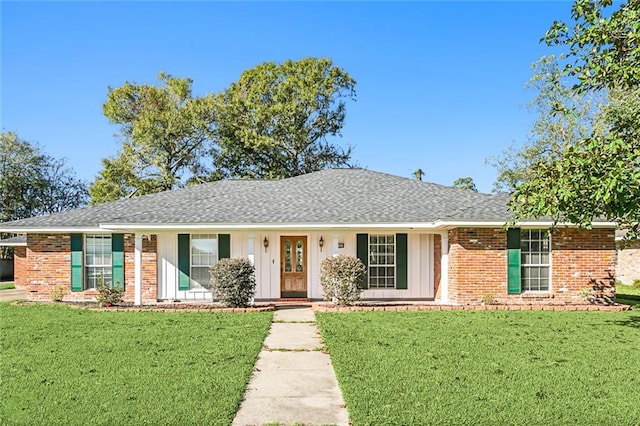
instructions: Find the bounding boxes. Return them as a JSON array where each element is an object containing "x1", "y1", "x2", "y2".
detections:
[
  {"x1": 0, "y1": 234, "x2": 27, "y2": 246},
  {"x1": 0, "y1": 169, "x2": 514, "y2": 229}
]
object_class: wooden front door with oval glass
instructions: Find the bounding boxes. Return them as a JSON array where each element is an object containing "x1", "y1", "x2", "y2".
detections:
[{"x1": 280, "y1": 236, "x2": 307, "y2": 298}]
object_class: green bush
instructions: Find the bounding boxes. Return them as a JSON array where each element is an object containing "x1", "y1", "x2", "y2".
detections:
[
  {"x1": 51, "y1": 286, "x2": 67, "y2": 302},
  {"x1": 96, "y1": 280, "x2": 124, "y2": 307},
  {"x1": 633, "y1": 279, "x2": 640, "y2": 289},
  {"x1": 320, "y1": 255, "x2": 366, "y2": 306},
  {"x1": 210, "y1": 258, "x2": 256, "y2": 307}
]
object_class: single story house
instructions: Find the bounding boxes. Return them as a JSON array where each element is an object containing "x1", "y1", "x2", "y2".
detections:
[{"x1": 0, "y1": 169, "x2": 616, "y2": 305}]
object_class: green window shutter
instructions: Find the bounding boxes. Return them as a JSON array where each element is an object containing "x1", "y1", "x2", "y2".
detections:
[
  {"x1": 178, "y1": 234, "x2": 190, "y2": 291},
  {"x1": 111, "y1": 234, "x2": 124, "y2": 289},
  {"x1": 356, "y1": 233, "x2": 369, "y2": 290},
  {"x1": 70, "y1": 234, "x2": 83, "y2": 292},
  {"x1": 507, "y1": 228, "x2": 520, "y2": 249},
  {"x1": 507, "y1": 249, "x2": 522, "y2": 294},
  {"x1": 219, "y1": 234, "x2": 231, "y2": 259},
  {"x1": 506, "y1": 228, "x2": 521, "y2": 294},
  {"x1": 396, "y1": 233, "x2": 408, "y2": 290}
]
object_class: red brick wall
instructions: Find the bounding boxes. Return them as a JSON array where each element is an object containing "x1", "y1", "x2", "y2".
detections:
[
  {"x1": 551, "y1": 228, "x2": 616, "y2": 301},
  {"x1": 20, "y1": 233, "x2": 158, "y2": 303},
  {"x1": 448, "y1": 228, "x2": 507, "y2": 304},
  {"x1": 13, "y1": 246, "x2": 27, "y2": 289},
  {"x1": 433, "y1": 234, "x2": 441, "y2": 298},
  {"x1": 447, "y1": 227, "x2": 616, "y2": 305},
  {"x1": 123, "y1": 235, "x2": 157, "y2": 303},
  {"x1": 23, "y1": 234, "x2": 74, "y2": 301}
]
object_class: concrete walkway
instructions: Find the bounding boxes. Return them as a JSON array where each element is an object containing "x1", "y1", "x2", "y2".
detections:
[
  {"x1": 0, "y1": 288, "x2": 27, "y2": 302},
  {"x1": 233, "y1": 306, "x2": 349, "y2": 426}
]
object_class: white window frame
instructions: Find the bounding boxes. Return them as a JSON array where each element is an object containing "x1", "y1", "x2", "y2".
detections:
[
  {"x1": 190, "y1": 234, "x2": 218, "y2": 290},
  {"x1": 521, "y1": 229, "x2": 551, "y2": 292},
  {"x1": 85, "y1": 234, "x2": 112, "y2": 290},
  {"x1": 368, "y1": 234, "x2": 396, "y2": 289}
]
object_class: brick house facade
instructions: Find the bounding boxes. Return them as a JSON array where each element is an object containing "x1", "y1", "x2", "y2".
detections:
[
  {"x1": 19, "y1": 234, "x2": 158, "y2": 303},
  {"x1": 12, "y1": 227, "x2": 616, "y2": 305},
  {"x1": 0, "y1": 169, "x2": 619, "y2": 305},
  {"x1": 447, "y1": 227, "x2": 616, "y2": 304}
]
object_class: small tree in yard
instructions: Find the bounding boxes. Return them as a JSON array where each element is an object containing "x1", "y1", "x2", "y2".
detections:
[
  {"x1": 320, "y1": 255, "x2": 367, "y2": 306},
  {"x1": 210, "y1": 258, "x2": 256, "y2": 307}
]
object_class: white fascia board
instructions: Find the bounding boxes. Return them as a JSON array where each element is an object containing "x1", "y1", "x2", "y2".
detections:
[
  {"x1": 434, "y1": 220, "x2": 617, "y2": 228},
  {"x1": 0, "y1": 241, "x2": 27, "y2": 247}
]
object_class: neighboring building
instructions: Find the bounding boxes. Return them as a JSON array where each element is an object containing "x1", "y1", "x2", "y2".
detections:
[
  {"x1": 616, "y1": 231, "x2": 640, "y2": 285},
  {"x1": 0, "y1": 235, "x2": 27, "y2": 282},
  {"x1": 0, "y1": 169, "x2": 616, "y2": 305}
]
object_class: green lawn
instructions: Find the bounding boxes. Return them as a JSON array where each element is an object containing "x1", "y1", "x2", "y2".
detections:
[
  {"x1": 0, "y1": 303, "x2": 272, "y2": 425},
  {"x1": 616, "y1": 284, "x2": 640, "y2": 307},
  {"x1": 0, "y1": 282, "x2": 15, "y2": 290},
  {"x1": 317, "y1": 310, "x2": 640, "y2": 425}
]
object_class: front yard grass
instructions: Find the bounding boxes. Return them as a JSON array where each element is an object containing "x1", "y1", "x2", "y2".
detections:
[
  {"x1": 0, "y1": 303, "x2": 272, "y2": 425},
  {"x1": 616, "y1": 284, "x2": 640, "y2": 307},
  {"x1": 317, "y1": 310, "x2": 640, "y2": 425},
  {"x1": 0, "y1": 282, "x2": 15, "y2": 290}
]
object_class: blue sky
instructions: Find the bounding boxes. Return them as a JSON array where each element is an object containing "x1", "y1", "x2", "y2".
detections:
[{"x1": 1, "y1": 1, "x2": 572, "y2": 193}]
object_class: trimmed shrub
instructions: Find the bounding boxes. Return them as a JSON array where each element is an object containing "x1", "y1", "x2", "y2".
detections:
[
  {"x1": 320, "y1": 255, "x2": 366, "y2": 306},
  {"x1": 210, "y1": 258, "x2": 256, "y2": 307},
  {"x1": 96, "y1": 280, "x2": 124, "y2": 307}
]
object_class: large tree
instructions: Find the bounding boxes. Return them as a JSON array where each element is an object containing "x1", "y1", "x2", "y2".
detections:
[
  {"x1": 1, "y1": 132, "x2": 87, "y2": 257},
  {"x1": 1, "y1": 132, "x2": 87, "y2": 222},
  {"x1": 507, "y1": 0, "x2": 640, "y2": 239},
  {"x1": 90, "y1": 72, "x2": 216, "y2": 205},
  {"x1": 452, "y1": 177, "x2": 478, "y2": 192},
  {"x1": 212, "y1": 57, "x2": 357, "y2": 179},
  {"x1": 489, "y1": 55, "x2": 606, "y2": 192},
  {"x1": 544, "y1": 0, "x2": 640, "y2": 91}
]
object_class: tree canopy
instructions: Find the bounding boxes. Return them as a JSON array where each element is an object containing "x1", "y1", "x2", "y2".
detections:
[
  {"x1": 90, "y1": 58, "x2": 357, "y2": 204},
  {"x1": 1, "y1": 132, "x2": 87, "y2": 258},
  {"x1": 89, "y1": 72, "x2": 216, "y2": 204},
  {"x1": 212, "y1": 57, "x2": 356, "y2": 179},
  {"x1": 452, "y1": 177, "x2": 478, "y2": 192},
  {"x1": 544, "y1": 0, "x2": 640, "y2": 91},
  {"x1": 1, "y1": 132, "x2": 88, "y2": 223},
  {"x1": 489, "y1": 55, "x2": 606, "y2": 192},
  {"x1": 506, "y1": 0, "x2": 640, "y2": 239}
]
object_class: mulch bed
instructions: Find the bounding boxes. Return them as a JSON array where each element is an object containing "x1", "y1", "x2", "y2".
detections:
[
  {"x1": 11, "y1": 300, "x2": 275, "y2": 313},
  {"x1": 312, "y1": 302, "x2": 631, "y2": 312}
]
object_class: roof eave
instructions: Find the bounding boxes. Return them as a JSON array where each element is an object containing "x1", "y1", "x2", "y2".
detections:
[
  {"x1": 0, "y1": 220, "x2": 617, "y2": 234},
  {"x1": 0, "y1": 226, "x2": 104, "y2": 233},
  {"x1": 435, "y1": 220, "x2": 617, "y2": 229}
]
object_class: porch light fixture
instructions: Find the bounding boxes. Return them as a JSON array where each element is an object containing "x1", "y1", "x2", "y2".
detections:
[
  {"x1": 263, "y1": 236, "x2": 269, "y2": 252},
  {"x1": 319, "y1": 236, "x2": 324, "y2": 252}
]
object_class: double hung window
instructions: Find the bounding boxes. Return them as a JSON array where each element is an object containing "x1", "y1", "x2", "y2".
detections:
[
  {"x1": 368, "y1": 234, "x2": 396, "y2": 289},
  {"x1": 520, "y1": 229, "x2": 550, "y2": 292},
  {"x1": 190, "y1": 234, "x2": 218, "y2": 289},
  {"x1": 85, "y1": 234, "x2": 113, "y2": 289}
]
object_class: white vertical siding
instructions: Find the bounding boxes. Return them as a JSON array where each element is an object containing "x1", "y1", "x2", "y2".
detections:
[
  {"x1": 360, "y1": 232, "x2": 434, "y2": 299},
  {"x1": 155, "y1": 230, "x2": 436, "y2": 301},
  {"x1": 156, "y1": 233, "x2": 177, "y2": 300},
  {"x1": 253, "y1": 232, "x2": 280, "y2": 299}
]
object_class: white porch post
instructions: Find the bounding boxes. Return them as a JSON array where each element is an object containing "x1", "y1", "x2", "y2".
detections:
[
  {"x1": 134, "y1": 233, "x2": 143, "y2": 306},
  {"x1": 439, "y1": 231, "x2": 449, "y2": 304}
]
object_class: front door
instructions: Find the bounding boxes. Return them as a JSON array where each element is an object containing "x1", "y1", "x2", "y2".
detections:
[{"x1": 280, "y1": 236, "x2": 307, "y2": 298}]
